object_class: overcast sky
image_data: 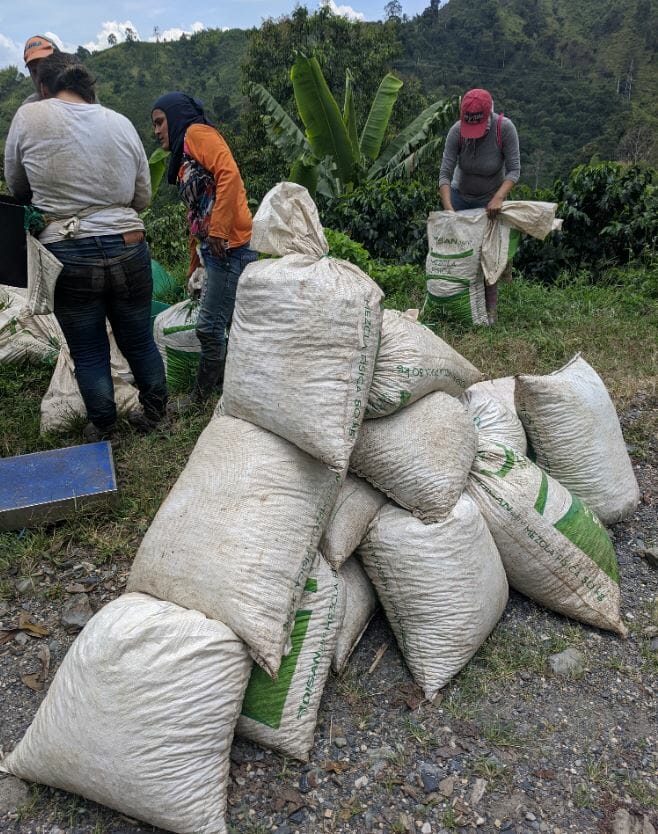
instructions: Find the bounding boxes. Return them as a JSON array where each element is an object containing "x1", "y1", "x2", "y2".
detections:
[{"x1": 0, "y1": 0, "x2": 430, "y2": 72}]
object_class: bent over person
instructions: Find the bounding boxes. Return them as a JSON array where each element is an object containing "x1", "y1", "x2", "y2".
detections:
[
  {"x1": 439, "y1": 88, "x2": 521, "y2": 322},
  {"x1": 151, "y1": 92, "x2": 256, "y2": 405},
  {"x1": 4, "y1": 53, "x2": 167, "y2": 441}
]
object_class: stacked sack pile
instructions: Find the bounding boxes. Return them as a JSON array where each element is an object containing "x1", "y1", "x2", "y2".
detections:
[{"x1": 1, "y1": 184, "x2": 638, "y2": 834}]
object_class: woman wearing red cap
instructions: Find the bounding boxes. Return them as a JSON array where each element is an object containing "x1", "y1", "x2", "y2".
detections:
[{"x1": 438, "y1": 88, "x2": 520, "y2": 319}]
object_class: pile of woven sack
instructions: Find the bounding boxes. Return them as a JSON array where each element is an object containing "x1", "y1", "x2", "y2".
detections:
[{"x1": 1, "y1": 183, "x2": 638, "y2": 834}]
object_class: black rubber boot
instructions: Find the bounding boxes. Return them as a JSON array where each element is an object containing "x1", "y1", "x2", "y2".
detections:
[
  {"x1": 167, "y1": 354, "x2": 225, "y2": 418},
  {"x1": 193, "y1": 355, "x2": 225, "y2": 401}
]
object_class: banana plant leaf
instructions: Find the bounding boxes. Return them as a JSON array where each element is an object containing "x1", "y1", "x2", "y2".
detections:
[
  {"x1": 249, "y1": 82, "x2": 310, "y2": 164},
  {"x1": 342, "y1": 69, "x2": 360, "y2": 164},
  {"x1": 359, "y1": 73, "x2": 403, "y2": 162},
  {"x1": 148, "y1": 148, "x2": 169, "y2": 199},
  {"x1": 367, "y1": 96, "x2": 458, "y2": 181},
  {"x1": 289, "y1": 154, "x2": 321, "y2": 198},
  {"x1": 291, "y1": 54, "x2": 355, "y2": 190},
  {"x1": 383, "y1": 135, "x2": 448, "y2": 180}
]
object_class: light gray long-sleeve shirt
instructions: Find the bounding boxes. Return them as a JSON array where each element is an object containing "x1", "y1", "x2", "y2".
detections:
[
  {"x1": 4, "y1": 98, "x2": 150, "y2": 243},
  {"x1": 439, "y1": 113, "x2": 521, "y2": 202}
]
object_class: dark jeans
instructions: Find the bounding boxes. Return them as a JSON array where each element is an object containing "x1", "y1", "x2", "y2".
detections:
[
  {"x1": 196, "y1": 242, "x2": 258, "y2": 362},
  {"x1": 46, "y1": 235, "x2": 167, "y2": 430}
]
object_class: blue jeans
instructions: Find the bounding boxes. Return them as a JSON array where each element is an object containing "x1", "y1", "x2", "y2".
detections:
[
  {"x1": 196, "y1": 242, "x2": 258, "y2": 362},
  {"x1": 46, "y1": 235, "x2": 167, "y2": 430},
  {"x1": 450, "y1": 186, "x2": 489, "y2": 211}
]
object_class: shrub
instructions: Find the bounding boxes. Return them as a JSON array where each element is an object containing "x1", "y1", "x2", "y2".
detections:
[
  {"x1": 325, "y1": 227, "x2": 426, "y2": 310},
  {"x1": 321, "y1": 178, "x2": 436, "y2": 264},
  {"x1": 516, "y1": 163, "x2": 657, "y2": 283},
  {"x1": 142, "y1": 202, "x2": 189, "y2": 272}
]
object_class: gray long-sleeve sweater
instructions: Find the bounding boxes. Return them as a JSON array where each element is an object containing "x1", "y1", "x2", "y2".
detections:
[{"x1": 439, "y1": 113, "x2": 521, "y2": 202}]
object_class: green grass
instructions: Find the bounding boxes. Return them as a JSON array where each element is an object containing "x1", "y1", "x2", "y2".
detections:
[
  {"x1": 0, "y1": 264, "x2": 655, "y2": 607},
  {"x1": 438, "y1": 270, "x2": 658, "y2": 408}
]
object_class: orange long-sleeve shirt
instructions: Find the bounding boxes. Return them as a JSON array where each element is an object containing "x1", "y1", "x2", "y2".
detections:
[{"x1": 180, "y1": 123, "x2": 252, "y2": 251}]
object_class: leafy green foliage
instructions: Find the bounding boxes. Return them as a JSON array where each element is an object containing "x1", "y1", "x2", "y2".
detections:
[
  {"x1": 148, "y1": 147, "x2": 169, "y2": 200},
  {"x1": 325, "y1": 226, "x2": 426, "y2": 309},
  {"x1": 322, "y1": 177, "x2": 437, "y2": 263},
  {"x1": 254, "y1": 53, "x2": 456, "y2": 197},
  {"x1": 141, "y1": 202, "x2": 189, "y2": 272},
  {"x1": 516, "y1": 162, "x2": 657, "y2": 282}
]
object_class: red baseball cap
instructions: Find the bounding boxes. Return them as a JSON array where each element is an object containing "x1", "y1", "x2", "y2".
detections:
[
  {"x1": 460, "y1": 89, "x2": 493, "y2": 139},
  {"x1": 24, "y1": 35, "x2": 57, "y2": 65}
]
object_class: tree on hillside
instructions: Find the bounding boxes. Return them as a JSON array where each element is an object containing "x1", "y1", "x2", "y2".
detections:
[
  {"x1": 238, "y1": 5, "x2": 427, "y2": 201},
  {"x1": 107, "y1": 33, "x2": 117, "y2": 46},
  {"x1": 251, "y1": 53, "x2": 457, "y2": 197}
]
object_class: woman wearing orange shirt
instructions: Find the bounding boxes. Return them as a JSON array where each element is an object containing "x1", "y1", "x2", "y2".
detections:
[{"x1": 151, "y1": 92, "x2": 256, "y2": 402}]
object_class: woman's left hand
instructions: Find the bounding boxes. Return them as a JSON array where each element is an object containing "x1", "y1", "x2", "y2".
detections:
[
  {"x1": 207, "y1": 235, "x2": 229, "y2": 259},
  {"x1": 486, "y1": 195, "x2": 504, "y2": 219}
]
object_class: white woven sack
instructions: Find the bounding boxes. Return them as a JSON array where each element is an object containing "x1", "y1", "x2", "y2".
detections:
[
  {"x1": 223, "y1": 182, "x2": 384, "y2": 473},
  {"x1": 460, "y1": 385, "x2": 527, "y2": 454},
  {"x1": 25, "y1": 232, "x2": 63, "y2": 315},
  {"x1": 128, "y1": 416, "x2": 339, "y2": 677},
  {"x1": 153, "y1": 300, "x2": 201, "y2": 391},
  {"x1": 466, "y1": 440, "x2": 627, "y2": 635},
  {"x1": 320, "y1": 475, "x2": 386, "y2": 569},
  {"x1": 358, "y1": 495, "x2": 508, "y2": 700},
  {"x1": 0, "y1": 593, "x2": 251, "y2": 834},
  {"x1": 333, "y1": 557, "x2": 378, "y2": 675},
  {"x1": 423, "y1": 210, "x2": 488, "y2": 327},
  {"x1": 515, "y1": 354, "x2": 639, "y2": 525},
  {"x1": 467, "y1": 376, "x2": 517, "y2": 413},
  {"x1": 236, "y1": 553, "x2": 341, "y2": 762},
  {"x1": 0, "y1": 285, "x2": 61, "y2": 363},
  {"x1": 40, "y1": 334, "x2": 139, "y2": 434},
  {"x1": 350, "y1": 392, "x2": 478, "y2": 523},
  {"x1": 366, "y1": 308, "x2": 483, "y2": 418}
]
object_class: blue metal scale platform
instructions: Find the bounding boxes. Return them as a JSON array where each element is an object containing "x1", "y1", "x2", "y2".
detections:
[{"x1": 0, "y1": 441, "x2": 117, "y2": 530}]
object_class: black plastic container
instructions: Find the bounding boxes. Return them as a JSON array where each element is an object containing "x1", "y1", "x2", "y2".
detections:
[{"x1": 0, "y1": 195, "x2": 27, "y2": 287}]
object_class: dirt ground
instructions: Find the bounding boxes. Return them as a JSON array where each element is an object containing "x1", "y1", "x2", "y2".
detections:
[{"x1": 0, "y1": 404, "x2": 656, "y2": 834}]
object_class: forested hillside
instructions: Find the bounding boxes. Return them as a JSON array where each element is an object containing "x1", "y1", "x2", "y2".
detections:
[{"x1": 0, "y1": 0, "x2": 655, "y2": 187}]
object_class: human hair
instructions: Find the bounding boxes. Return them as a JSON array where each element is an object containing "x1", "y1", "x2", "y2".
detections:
[{"x1": 36, "y1": 52, "x2": 96, "y2": 103}]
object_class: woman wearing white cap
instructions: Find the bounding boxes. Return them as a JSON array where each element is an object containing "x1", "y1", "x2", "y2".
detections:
[{"x1": 438, "y1": 88, "x2": 521, "y2": 320}]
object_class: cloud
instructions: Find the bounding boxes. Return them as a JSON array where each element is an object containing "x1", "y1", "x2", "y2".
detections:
[
  {"x1": 0, "y1": 33, "x2": 23, "y2": 70},
  {"x1": 83, "y1": 20, "x2": 142, "y2": 51},
  {"x1": 149, "y1": 21, "x2": 206, "y2": 42},
  {"x1": 319, "y1": 0, "x2": 366, "y2": 21},
  {"x1": 81, "y1": 19, "x2": 207, "y2": 51}
]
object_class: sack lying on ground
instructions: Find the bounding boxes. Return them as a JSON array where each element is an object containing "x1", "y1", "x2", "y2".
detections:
[
  {"x1": 365, "y1": 308, "x2": 483, "y2": 418},
  {"x1": 223, "y1": 182, "x2": 383, "y2": 473},
  {"x1": 515, "y1": 354, "x2": 639, "y2": 525},
  {"x1": 0, "y1": 593, "x2": 251, "y2": 834},
  {"x1": 358, "y1": 495, "x2": 508, "y2": 700},
  {"x1": 466, "y1": 440, "x2": 627, "y2": 635},
  {"x1": 40, "y1": 335, "x2": 139, "y2": 434},
  {"x1": 128, "y1": 415, "x2": 339, "y2": 677},
  {"x1": 466, "y1": 376, "x2": 517, "y2": 414},
  {"x1": 423, "y1": 210, "x2": 489, "y2": 327},
  {"x1": 153, "y1": 300, "x2": 201, "y2": 393},
  {"x1": 0, "y1": 286, "x2": 61, "y2": 364},
  {"x1": 236, "y1": 553, "x2": 341, "y2": 762},
  {"x1": 350, "y1": 392, "x2": 478, "y2": 523},
  {"x1": 320, "y1": 475, "x2": 386, "y2": 570},
  {"x1": 460, "y1": 385, "x2": 527, "y2": 454},
  {"x1": 333, "y1": 557, "x2": 378, "y2": 675}
]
